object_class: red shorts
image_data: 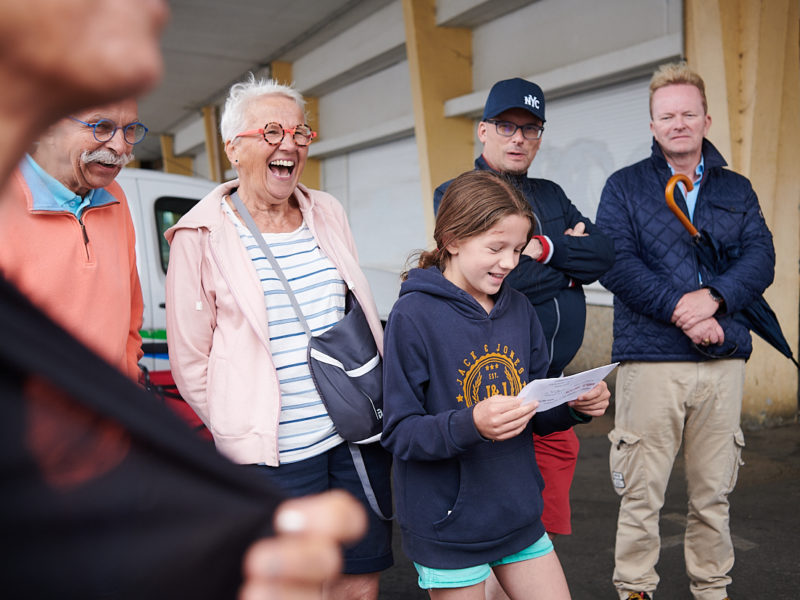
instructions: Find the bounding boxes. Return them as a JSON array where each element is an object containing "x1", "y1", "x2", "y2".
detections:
[{"x1": 534, "y1": 428, "x2": 580, "y2": 535}]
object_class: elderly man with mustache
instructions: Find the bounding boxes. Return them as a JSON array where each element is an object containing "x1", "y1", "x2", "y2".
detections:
[{"x1": 0, "y1": 98, "x2": 145, "y2": 379}]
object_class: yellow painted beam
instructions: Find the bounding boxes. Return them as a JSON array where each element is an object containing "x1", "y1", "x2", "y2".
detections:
[
  {"x1": 159, "y1": 134, "x2": 193, "y2": 176},
  {"x1": 684, "y1": 0, "x2": 732, "y2": 161},
  {"x1": 271, "y1": 61, "x2": 293, "y2": 87},
  {"x1": 685, "y1": 0, "x2": 800, "y2": 425},
  {"x1": 762, "y1": 0, "x2": 800, "y2": 424},
  {"x1": 202, "y1": 104, "x2": 229, "y2": 182},
  {"x1": 301, "y1": 95, "x2": 320, "y2": 190},
  {"x1": 270, "y1": 61, "x2": 320, "y2": 190},
  {"x1": 402, "y1": 0, "x2": 473, "y2": 242}
]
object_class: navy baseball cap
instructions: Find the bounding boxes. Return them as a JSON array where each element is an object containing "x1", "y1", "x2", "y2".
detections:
[{"x1": 482, "y1": 78, "x2": 546, "y2": 123}]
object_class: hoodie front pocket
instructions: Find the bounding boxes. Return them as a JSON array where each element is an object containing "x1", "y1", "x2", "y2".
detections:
[{"x1": 432, "y1": 445, "x2": 544, "y2": 544}]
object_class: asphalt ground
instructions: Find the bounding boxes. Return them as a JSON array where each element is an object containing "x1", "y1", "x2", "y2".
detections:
[{"x1": 377, "y1": 412, "x2": 800, "y2": 599}]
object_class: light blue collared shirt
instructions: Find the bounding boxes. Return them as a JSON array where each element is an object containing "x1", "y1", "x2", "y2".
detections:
[
  {"x1": 669, "y1": 155, "x2": 705, "y2": 222},
  {"x1": 24, "y1": 154, "x2": 94, "y2": 218}
]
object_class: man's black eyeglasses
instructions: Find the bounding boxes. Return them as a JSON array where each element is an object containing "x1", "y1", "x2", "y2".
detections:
[{"x1": 484, "y1": 119, "x2": 544, "y2": 140}]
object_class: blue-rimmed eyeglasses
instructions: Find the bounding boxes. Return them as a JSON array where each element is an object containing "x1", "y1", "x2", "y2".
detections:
[
  {"x1": 484, "y1": 119, "x2": 544, "y2": 140},
  {"x1": 69, "y1": 116, "x2": 148, "y2": 145},
  {"x1": 235, "y1": 122, "x2": 317, "y2": 147}
]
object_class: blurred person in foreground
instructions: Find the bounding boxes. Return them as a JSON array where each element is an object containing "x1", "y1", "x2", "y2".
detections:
[
  {"x1": 0, "y1": 0, "x2": 367, "y2": 598},
  {"x1": 166, "y1": 76, "x2": 393, "y2": 600}
]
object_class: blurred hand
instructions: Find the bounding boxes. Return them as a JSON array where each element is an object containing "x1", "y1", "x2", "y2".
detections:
[
  {"x1": 568, "y1": 381, "x2": 610, "y2": 417},
  {"x1": 473, "y1": 395, "x2": 537, "y2": 441},
  {"x1": 239, "y1": 490, "x2": 367, "y2": 600}
]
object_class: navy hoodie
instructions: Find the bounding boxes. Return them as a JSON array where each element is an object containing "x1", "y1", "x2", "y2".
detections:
[{"x1": 381, "y1": 267, "x2": 586, "y2": 569}]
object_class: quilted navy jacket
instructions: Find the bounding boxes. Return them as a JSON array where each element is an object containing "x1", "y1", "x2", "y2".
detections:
[{"x1": 596, "y1": 138, "x2": 774, "y2": 362}]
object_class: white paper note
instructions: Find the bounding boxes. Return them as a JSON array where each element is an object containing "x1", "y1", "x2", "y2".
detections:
[{"x1": 518, "y1": 363, "x2": 619, "y2": 412}]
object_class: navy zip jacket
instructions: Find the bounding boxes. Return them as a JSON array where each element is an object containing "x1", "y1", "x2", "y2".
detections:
[
  {"x1": 435, "y1": 156, "x2": 615, "y2": 376},
  {"x1": 381, "y1": 267, "x2": 587, "y2": 568},
  {"x1": 596, "y1": 138, "x2": 775, "y2": 362}
]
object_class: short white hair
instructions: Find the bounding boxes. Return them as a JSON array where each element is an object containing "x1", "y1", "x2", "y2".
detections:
[{"x1": 219, "y1": 73, "x2": 306, "y2": 143}]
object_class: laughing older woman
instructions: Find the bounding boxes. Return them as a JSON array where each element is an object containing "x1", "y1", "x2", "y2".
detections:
[{"x1": 165, "y1": 76, "x2": 392, "y2": 599}]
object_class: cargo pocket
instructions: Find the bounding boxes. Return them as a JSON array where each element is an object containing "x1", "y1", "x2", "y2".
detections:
[
  {"x1": 723, "y1": 428, "x2": 746, "y2": 494},
  {"x1": 608, "y1": 428, "x2": 644, "y2": 499}
]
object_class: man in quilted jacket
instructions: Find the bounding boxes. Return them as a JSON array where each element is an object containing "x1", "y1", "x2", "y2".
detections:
[{"x1": 595, "y1": 62, "x2": 775, "y2": 600}]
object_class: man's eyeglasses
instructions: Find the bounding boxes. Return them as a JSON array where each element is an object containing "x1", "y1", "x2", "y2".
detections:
[
  {"x1": 484, "y1": 119, "x2": 544, "y2": 140},
  {"x1": 236, "y1": 122, "x2": 317, "y2": 147},
  {"x1": 69, "y1": 117, "x2": 148, "y2": 145}
]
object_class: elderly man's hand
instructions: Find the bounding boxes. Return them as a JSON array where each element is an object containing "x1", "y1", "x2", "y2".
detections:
[
  {"x1": 239, "y1": 490, "x2": 367, "y2": 600},
  {"x1": 568, "y1": 381, "x2": 610, "y2": 417},
  {"x1": 672, "y1": 289, "x2": 720, "y2": 331},
  {"x1": 684, "y1": 317, "x2": 725, "y2": 346}
]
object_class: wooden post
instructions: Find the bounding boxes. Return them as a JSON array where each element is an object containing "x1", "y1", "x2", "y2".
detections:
[
  {"x1": 270, "y1": 61, "x2": 320, "y2": 190},
  {"x1": 402, "y1": 0, "x2": 474, "y2": 242},
  {"x1": 202, "y1": 104, "x2": 229, "y2": 182},
  {"x1": 159, "y1": 134, "x2": 193, "y2": 176},
  {"x1": 686, "y1": 0, "x2": 800, "y2": 425}
]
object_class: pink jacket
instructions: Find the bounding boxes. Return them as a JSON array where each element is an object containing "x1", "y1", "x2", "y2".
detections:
[{"x1": 165, "y1": 180, "x2": 384, "y2": 466}]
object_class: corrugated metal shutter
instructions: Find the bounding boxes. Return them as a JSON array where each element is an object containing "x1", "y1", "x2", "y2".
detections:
[{"x1": 321, "y1": 136, "x2": 425, "y2": 318}]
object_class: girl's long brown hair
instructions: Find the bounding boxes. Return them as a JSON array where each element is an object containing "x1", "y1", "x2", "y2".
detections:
[{"x1": 402, "y1": 170, "x2": 536, "y2": 280}]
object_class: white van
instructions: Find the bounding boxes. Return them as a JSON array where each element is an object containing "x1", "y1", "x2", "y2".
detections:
[{"x1": 116, "y1": 168, "x2": 216, "y2": 427}]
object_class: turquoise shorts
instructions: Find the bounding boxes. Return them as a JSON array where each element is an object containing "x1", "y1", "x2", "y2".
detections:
[{"x1": 413, "y1": 533, "x2": 554, "y2": 589}]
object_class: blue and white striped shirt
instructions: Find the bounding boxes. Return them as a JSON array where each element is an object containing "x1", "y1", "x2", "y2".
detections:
[{"x1": 223, "y1": 200, "x2": 346, "y2": 463}]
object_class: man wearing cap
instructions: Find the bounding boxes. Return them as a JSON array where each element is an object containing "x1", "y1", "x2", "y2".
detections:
[
  {"x1": 434, "y1": 78, "x2": 615, "y2": 552},
  {"x1": 0, "y1": 98, "x2": 146, "y2": 379}
]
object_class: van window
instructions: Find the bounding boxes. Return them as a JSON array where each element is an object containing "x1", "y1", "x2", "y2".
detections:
[{"x1": 154, "y1": 197, "x2": 198, "y2": 274}]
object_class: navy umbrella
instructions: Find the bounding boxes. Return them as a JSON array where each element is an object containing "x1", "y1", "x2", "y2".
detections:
[{"x1": 665, "y1": 174, "x2": 798, "y2": 368}]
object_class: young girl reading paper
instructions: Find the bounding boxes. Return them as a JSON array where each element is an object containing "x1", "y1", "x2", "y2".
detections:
[{"x1": 381, "y1": 170, "x2": 609, "y2": 599}]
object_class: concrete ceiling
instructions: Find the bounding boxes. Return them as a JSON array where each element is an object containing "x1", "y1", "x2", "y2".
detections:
[{"x1": 135, "y1": 0, "x2": 394, "y2": 162}]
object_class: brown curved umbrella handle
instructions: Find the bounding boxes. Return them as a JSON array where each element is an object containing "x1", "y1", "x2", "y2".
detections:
[{"x1": 665, "y1": 174, "x2": 699, "y2": 237}]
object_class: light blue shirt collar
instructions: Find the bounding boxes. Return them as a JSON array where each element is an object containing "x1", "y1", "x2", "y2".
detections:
[
  {"x1": 24, "y1": 154, "x2": 94, "y2": 217},
  {"x1": 668, "y1": 156, "x2": 705, "y2": 221}
]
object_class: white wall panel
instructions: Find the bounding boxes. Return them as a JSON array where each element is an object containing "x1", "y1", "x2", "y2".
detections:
[
  {"x1": 321, "y1": 136, "x2": 424, "y2": 318},
  {"x1": 193, "y1": 149, "x2": 212, "y2": 180},
  {"x1": 472, "y1": 0, "x2": 681, "y2": 89},
  {"x1": 292, "y1": 0, "x2": 405, "y2": 95},
  {"x1": 317, "y1": 61, "x2": 413, "y2": 141},
  {"x1": 320, "y1": 154, "x2": 350, "y2": 212},
  {"x1": 527, "y1": 76, "x2": 652, "y2": 220},
  {"x1": 530, "y1": 77, "x2": 652, "y2": 307}
]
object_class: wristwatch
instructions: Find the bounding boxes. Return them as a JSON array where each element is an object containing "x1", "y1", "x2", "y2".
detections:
[{"x1": 706, "y1": 287, "x2": 725, "y2": 312}]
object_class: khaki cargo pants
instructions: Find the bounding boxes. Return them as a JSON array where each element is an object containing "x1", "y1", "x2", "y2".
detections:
[{"x1": 609, "y1": 360, "x2": 745, "y2": 600}]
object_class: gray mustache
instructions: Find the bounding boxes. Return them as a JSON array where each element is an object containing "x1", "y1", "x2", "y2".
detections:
[{"x1": 81, "y1": 148, "x2": 134, "y2": 167}]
